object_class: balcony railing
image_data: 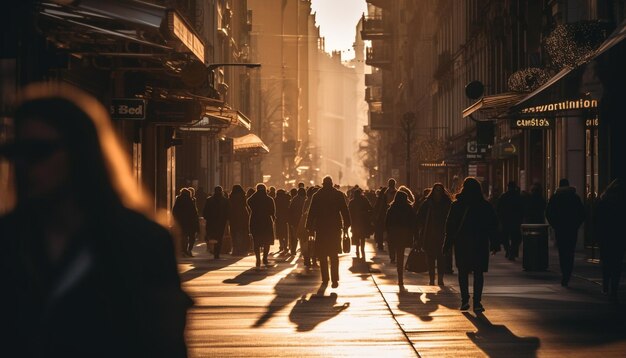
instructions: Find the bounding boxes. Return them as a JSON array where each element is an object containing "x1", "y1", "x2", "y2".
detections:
[
  {"x1": 365, "y1": 86, "x2": 382, "y2": 103},
  {"x1": 361, "y1": 15, "x2": 389, "y2": 40},
  {"x1": 369, "y1": 111, "x2": 393, "y2": 130},
  {"x1": 366, "y1": 46, "x2": 391, "y2": 68}
]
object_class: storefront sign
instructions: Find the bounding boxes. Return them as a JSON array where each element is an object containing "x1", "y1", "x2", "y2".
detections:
[
  {"x1": 585, "y1": 117, "x2": 599, "y2": 128},
  {"x1": 110, "y1": 99, "x2": 146, "y2": 120},
  {"x1": 169, "y1": 11, "x2": 205, "y2": 63},
  {"x1": 511, "y1": 117, "x2": 554, "y2": 129},
  {"x1": 466, "y1": 140, "x2": 487, "y2": 160},
  {"x1": 520, "y1": 99, "x2": 598, "y2": 114}
]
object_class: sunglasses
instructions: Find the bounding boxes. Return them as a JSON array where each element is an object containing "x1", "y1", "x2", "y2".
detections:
[{"x1": 0, "y1": 139, "x2": 65, "y2": 164}]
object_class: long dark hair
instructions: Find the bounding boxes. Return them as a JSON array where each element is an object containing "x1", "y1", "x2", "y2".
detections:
[
  {"x1": 11, "y1": 83, "x2": 153, "y2": 221},
  {"x1": 426, "y1": 183, "x2": 452, "y2": 203},
  {"x1": 455, "y1": 177, "x2": 484, "y2": 203}
]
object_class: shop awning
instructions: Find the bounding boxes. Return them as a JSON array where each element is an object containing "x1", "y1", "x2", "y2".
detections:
[
  {"x1": 462, "y1": 92, "x2": 528, "y2": 120},
  {"x1": 205, "y1": 107, "x2": 252, "y2": 131},
  {"x1": 38, "y1": 1, "x2": 205, "y2": 62},
  {"x1": 233, "y1": 134, "x2": 269, "y2": 154},
  {"x1": 509, "y1": 19, "x2": 626, "y2": 117}
]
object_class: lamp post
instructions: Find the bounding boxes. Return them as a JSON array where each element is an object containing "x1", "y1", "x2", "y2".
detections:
[{"x1": 402, "y1": 112, "x2": 416, "y2": 188}]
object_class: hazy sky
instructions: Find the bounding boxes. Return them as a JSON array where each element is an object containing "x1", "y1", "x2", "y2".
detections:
[{"x1": 310, "y1": 0, "x2": 367, "y2": 59}]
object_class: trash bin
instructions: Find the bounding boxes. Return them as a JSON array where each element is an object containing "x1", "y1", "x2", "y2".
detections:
[{"x1": 521, "y1": 224, "x2": 549, "y2": 271}]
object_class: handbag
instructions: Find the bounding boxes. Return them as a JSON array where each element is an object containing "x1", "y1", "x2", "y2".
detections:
[
  {"x1": 342, "y1": 230, "x2": 351, "y2": 253},
  {"x1": 405, "y1": 247, "x2": 428, "y2": 273}
]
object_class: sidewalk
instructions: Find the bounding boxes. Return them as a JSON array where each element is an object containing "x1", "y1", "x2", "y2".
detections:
[{"x1": 179, "y1": 240, "x2": 626, "y2": 357}]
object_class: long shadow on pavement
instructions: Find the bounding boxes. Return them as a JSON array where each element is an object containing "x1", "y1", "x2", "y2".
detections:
[
  {"x1": 289, "y1": 292, "x2": 350, "y2": 332},
  {"x1": 464, "y1": 312, "x2": 540, "y2": 358},
  {"x1": 180, "y1": 256, "x2": 241, "y2": 283},
  {"x1": 222, "y1": 255, "x2": 295, "y2": 286},
  {"x1": 252, "y1": 263, "x2": 332, "y2": 328}
]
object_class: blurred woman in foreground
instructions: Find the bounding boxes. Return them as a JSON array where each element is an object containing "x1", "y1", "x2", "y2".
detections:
[{"x1": 0, "y1": 83, "x2": 191, "y2": 357}]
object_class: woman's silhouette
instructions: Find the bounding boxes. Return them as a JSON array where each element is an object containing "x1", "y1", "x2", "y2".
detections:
[{"x1": 0, "y1": 83, "x2": 191, "y2": 357}]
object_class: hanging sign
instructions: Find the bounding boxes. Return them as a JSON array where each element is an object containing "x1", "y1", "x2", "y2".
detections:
[{"x1": 110, "y1": 99, "x2": 146, "y2": 120}]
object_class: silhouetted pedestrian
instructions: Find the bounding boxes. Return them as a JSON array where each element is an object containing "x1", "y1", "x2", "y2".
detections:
[
  {"x1": 289, "y1": 188, "x2": 307, "y2": 258},
  {"x1": 246, "y1": 187, "x2": 255, "y2": 198},
  {"x1": 594, "y1": 178, "x2": 625, "y2": 299},
  {"x1": 385, "y1": 187, "x2": 416, "y2": 292},
  {"x1": 248, "y1": 184, "x2": 276, "y2": 268},
  {"x1": 385, "y1": 179, "x2": 399, "y2": 263},
  {"x1": 546, "y1": 178, "x2": 586, "y2": 287},
  {"x1": 229, "y1": 185, "x2": 250, "y2": 256},
  {"x1": 349, "y1": 188, "x2": 373, "y2": 260},
  {"x1": 173, "y1": 188, "x2": 200, "y2": 257},
  {"x1": 497, "y1": 181, "x2": 524, "y2": 260},
  {"x1": 443, "y1": 177, "x2": 498, "y2": 313},
  {"x1": 306, "y1": 176, "x2": 351, "y2": 288},
  {"x1": 203, "y1": 186, "x2": 230, "y2": 259},
  {"x1": 269, "y1": 186, "x2": 276, "y2": 199},
  {"x1": 275, "y1": 189, "x2": 291, "y2": 254},
  {"x1": 524, "y1": 183, "x2": 546, "y2": 224},
  {"x1": 298, "y1": 187, "x2": 317, "y2": 266},
  {"x1": 0, "y1": 83, "x2": 191, "y2": 357},
  {"x1": 416, "y1": 183, "x2": 452, "y2": 286},
  {"x1": 196, "y1": 187, "x2": 208, "y2": 217},
  {"x1": 373, "y1": 188, "x2": 387, "y2": 251}
]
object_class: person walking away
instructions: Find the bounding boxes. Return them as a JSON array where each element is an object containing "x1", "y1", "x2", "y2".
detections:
[
  {"x1": 248, "y1": 184, "x2": 276, "y2": 268},
  {"x1": 385, "y1": 188, "x2": 416, "y2": 292},
  {"x1": 497, "y1": 181, "x2": 524, "y2": 260},
  {"x1": 289, "y1": 188, "x2": 307, "y2": 259},
  {"x1": 416, "y1": 183, "x2": 452, "y2": 286},
  {"x1": 196, "y1": 187, "x2": 208, "y2": 218},
  {"x1": 349, "y1": 188, "x2": 373, "y2": 260},
  {"x1": 373, "y1": 188, "x2": 387, "y2": 251},
  {"x1": 524, "y1": 183, "x2": 546, "y2": 224},
  {"x1": 306, "y1": 176, "x2": 351, "y2": 288},
  {"x1": 228, "y1": 185, "x2": 250, "y2": 256},
  {"x1": 298, "y1": 187, "x2": 317, "y2": 267},
  {"x1": 173, "y1": 188, "x2": 199, "y2": 257},
  {"x1": 0, "y1": 83, "x2": 190, "y2": 357},
  {"x1": 546, "y1": 178, "x2": 586, "y2": 287},
  {"x1": 275, "y1": 189, "x2": 291, "y2": 254},
  {"x1": 443, "y1": 177, "x2": 498, "y2": 313},
  {"x1": 594, "y1": 179, "x2": 625, "y2": 300},
  {"x1": 203, "y1": 186, "x2": 230, "y2": 259},
  {"x1": 385, "y1": 179, "x2": 399, "y2": 263}
]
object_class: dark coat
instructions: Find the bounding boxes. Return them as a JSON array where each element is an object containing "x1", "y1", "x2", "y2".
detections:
[
  {"x1": 496, "y1": 189, "x2": 524, "y2": 228},
  {"x1": 416, "y1": 197, "x2": 452, "y2": 256},
  {"x1": 203, "y1": 193, "x2": 230, "y2": 240},
  {"x1": 172, "y1": 194, "x2": 198, "y2": 234},
  {"x1": 306, "y1": 186, "x2": 351, "y2": 256},
  {"x1": 349, "y1": 195, "x2": 373, "y2": 239},
  {"x1": 0, "y1": 206, "x2": 192, "y2": 358},
  {"x1": 385, "y1": 202, "x2": 416, "y2": 248},
  {"x1": 594, "y1": 184, "x2": 625, "y2": 256},
  {"x1": 443, "y1": 197, "x2": 498, "y2": 272},
  {"x1": 289, "y1": 194, "x2": 306, "y2": 228},
  {"x1": 546, "y1": 186, "x2": 585, "y2": 235},
  {"x1": 247, "y1": 191, "x2": 276, "y2": 245},
  {"x1": 274, "y1": 192, "x2": 291, "y2": 238},
  {"x1": 228, "y1": 194, "x2": 250, "y2": 236}
]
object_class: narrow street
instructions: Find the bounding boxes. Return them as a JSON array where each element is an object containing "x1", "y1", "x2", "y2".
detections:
[{"x1": 180, "y1": 241, "x2": 626, "y2": 357}]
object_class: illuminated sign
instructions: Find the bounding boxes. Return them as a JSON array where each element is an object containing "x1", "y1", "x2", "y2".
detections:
[
  {"x1": 511, "y1": 118, "x2": 554, "y2": 129},
  {"x1": 520, "y1": 99, "x2": 598, "y2": 114},
  {"x1": 585, "y1": 117, "x2": 599, "y2": 128},
  {"x1": 110, "y1": 99, "x2": 146, "y2": 120},
  {"x1": 169, "y1": 11, "x2": 205, "y2": 63}
]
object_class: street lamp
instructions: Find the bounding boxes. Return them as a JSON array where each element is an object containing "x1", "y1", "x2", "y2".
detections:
[{"x1": 402, "y1": 112, "x2": 416, "y2": 188}]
